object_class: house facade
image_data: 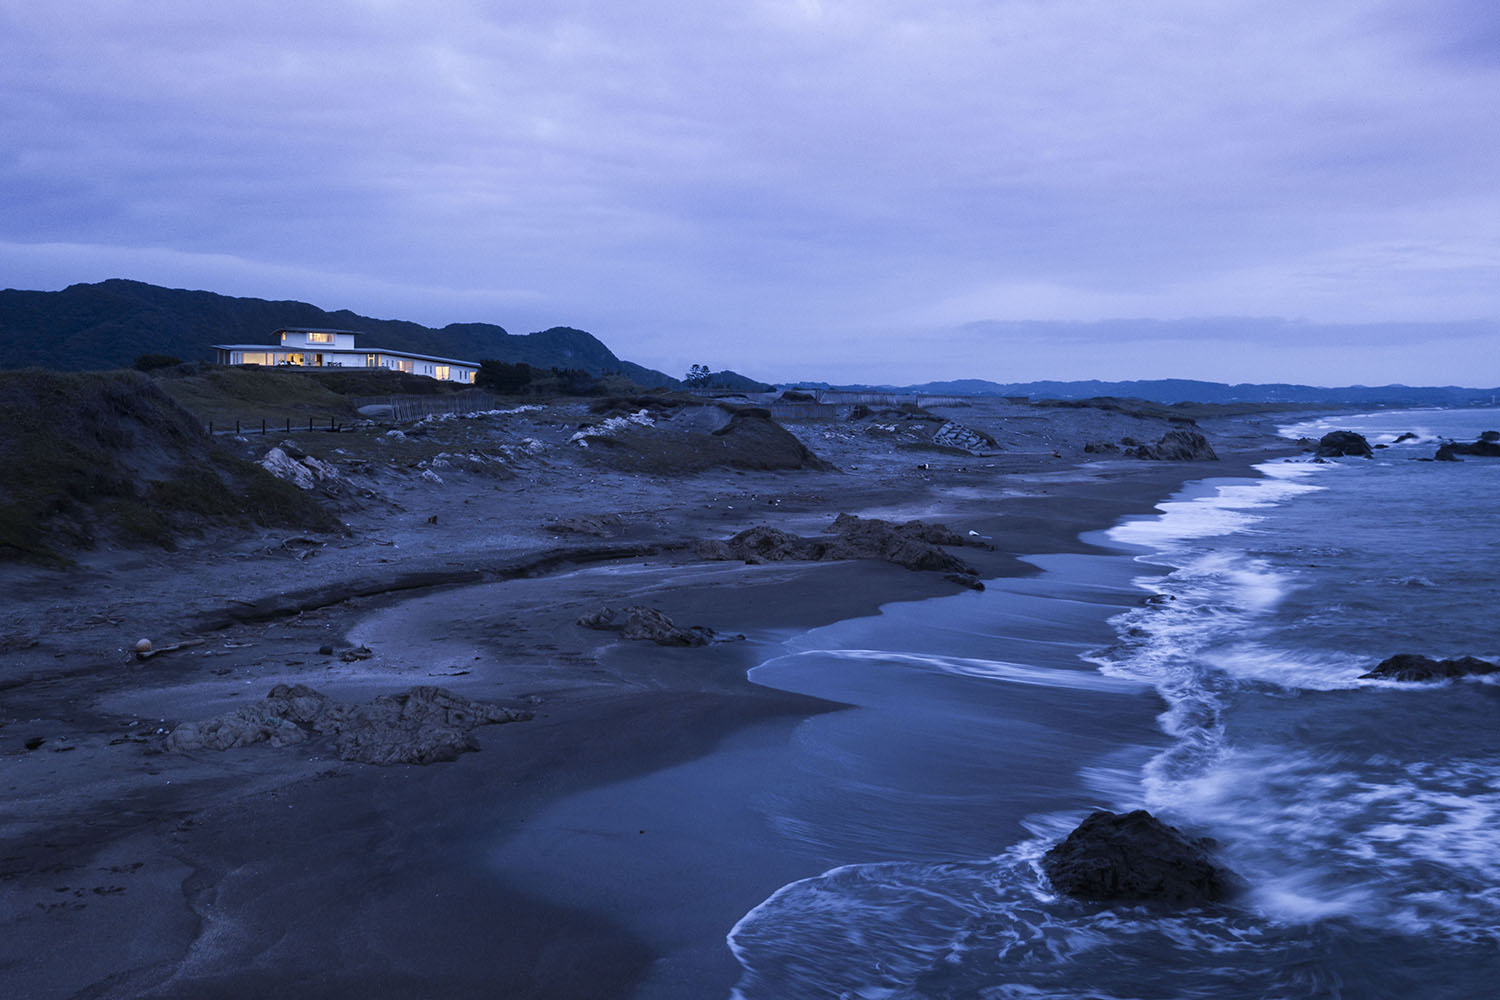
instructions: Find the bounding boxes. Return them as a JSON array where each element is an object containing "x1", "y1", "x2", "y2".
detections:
[{"x1": 213, "y1": 328, "x2": 479, "y2": 383}]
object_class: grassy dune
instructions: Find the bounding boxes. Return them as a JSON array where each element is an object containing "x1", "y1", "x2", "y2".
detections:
[{"x1": 0, "y1": 369, "x2": 337, "y2": 561}]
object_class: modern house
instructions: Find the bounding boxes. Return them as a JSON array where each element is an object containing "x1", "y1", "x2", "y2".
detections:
[{"x1": 213, "y1": 328, "x2": 479, "y2": 383}]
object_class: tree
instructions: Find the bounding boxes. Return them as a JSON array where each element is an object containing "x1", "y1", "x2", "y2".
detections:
[{"x1": 684, "y1": 363, "x2": 711, "y2": 387}]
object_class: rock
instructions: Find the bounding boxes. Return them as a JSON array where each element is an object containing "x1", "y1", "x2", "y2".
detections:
[
  {"x1": 945, "y1": 572, "x2": 984, "y2": 591},
  {"x1": 1394, "y1": 432, "x2": 1418, "y2": 443},
  {"x1": 168, "y1": 684, "x2": 531, "y2": 764},
  {"x1": 1131, "y1": 430, "x2": 1219, "y2": 461},
  {"x1": 577, "y1": 605, "x2": 716, "y2": 645},
  {"x1": 339, "y1": 645, "x2": 374, "y2": 662},
  {"x1": 1315, "y1": 431, "x2": 1373, "y2": 458},
  {"x1": 1434, "y1": 435, "x2": 1500, "y2": 461},
  {"x1": 1359, "y1": 653, "x2": 1500, "y2": 682},
  {"x1": 825, "y1": 513, "x2": 978, "y2": 574},
  {"x1": 1042, "y1": 809, "x2": 1238, "y2": 907},
  {"x1": 134, "y1": 638, "x2": 152, "y2": 653},
  {"x1": 260, "y1": 444, "x2": 342, "y2": 490},
  {"x1": 696, "y1": 514, "x2": 987, "y2": 577},
  {"x1": 544, "y1": 514, "x2": 625, "y2": 537},
  {"x1": 318, "y1": 644, "x2": 334, "y2": 656},
  {"x1": 931, "y1": 421, "x2": 995, "y2": 454},
  {"x1": 620, "y1": 606, "x2": 714, "y2": 646},
  {"x1": 1083, "y1": 441, "x2": 1120, "y2": 454},
  {"x1": 576, "y1": 607, "x2": 620, "y2": 629}
]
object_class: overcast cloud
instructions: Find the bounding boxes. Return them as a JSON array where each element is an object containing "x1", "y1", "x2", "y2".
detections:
[{"x1": 3, "y1": 0, "x2": 1499, "y2": 384}]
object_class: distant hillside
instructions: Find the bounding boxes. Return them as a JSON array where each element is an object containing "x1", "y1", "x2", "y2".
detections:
[
  {"x1": 0, "y1": 279, "x2": 678, "y2": 387},
  {"x1": 800, "y1": 377, "x2": 1500, "y2": 408}
]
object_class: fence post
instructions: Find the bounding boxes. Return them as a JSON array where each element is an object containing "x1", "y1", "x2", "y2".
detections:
[
  {"x1": 235, "y1": 420, "x2": 240, "y2": 435},
  {"x1": 209, "y1": 420, "x2": 214, "y2": 435},
  {"x1": 261, "y1": 419, "x2": 266, "y2": 435}
]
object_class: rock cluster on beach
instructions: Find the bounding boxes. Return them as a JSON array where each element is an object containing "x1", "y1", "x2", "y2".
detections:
[
  {"x1": 576, "y1": 605, "x2": 724, "y2": 646},
  {"x1": 1042, "y1": 809, "x2": 1239, "y2": 907},
  {"x1": 1360, "y1": 653, "x2": 1500, "y2": 682},
  {"x1": 1128, "y1": 429, "x2": 1219, "y2": 461},
  {"x1": 695, "y1": 513, "x2": 990, "y2": 587},
  {"x1": 168, "y1": 684, "x2": 532, "y2": 765}
]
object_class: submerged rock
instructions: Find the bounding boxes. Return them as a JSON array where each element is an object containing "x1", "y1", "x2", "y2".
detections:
[
  {"x1": 1130, "y1": 430, "x2": 1218, "y2": 462},
  {"x1": 1315, "y1": 431, "x2": 1373, "y2": 458},
  {"x1": 168, "y1": 684, "x2": 531, "y2": 764},
  {"x1": 1359, "y1": 653, "x2": 1500, "y2": 682},
  {"x1": 1042, "y1": 809, "x2": 1238, "y2": 907}
]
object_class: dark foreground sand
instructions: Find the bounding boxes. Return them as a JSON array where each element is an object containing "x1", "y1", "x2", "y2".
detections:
[{"x1": 0, "y1": 399, "x2": 1296, "y2": 998}]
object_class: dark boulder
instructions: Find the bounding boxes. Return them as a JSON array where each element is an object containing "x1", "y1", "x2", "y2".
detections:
[
  {"x1": 1131, "y1": 430, "x2": 1218, "y2": 462},
  {"x1": 1393, "y1": 432, "x2": 1418, "y2": 444},
  {"x1": 1315, "y1": 431, "x2": 1373, "y2": 458},
  {"x1": 1042, "y1": 809, "x2": 1238, "y2": 907},
  {"x1": 1359, "y1": 653, "x2": 1500, "y2": 682}
]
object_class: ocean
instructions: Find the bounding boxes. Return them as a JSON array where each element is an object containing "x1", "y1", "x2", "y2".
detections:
[{"x1": 728, "y1": 408, "x2": 1500, "y2": 999}]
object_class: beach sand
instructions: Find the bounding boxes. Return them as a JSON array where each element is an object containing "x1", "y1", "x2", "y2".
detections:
[{"x1": 0, "y1": 398, "x2": 1294, "y2": 998}]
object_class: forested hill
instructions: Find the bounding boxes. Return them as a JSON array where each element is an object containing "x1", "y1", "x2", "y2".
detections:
[{"x1": 0, "y1": 279, "x2": 677, "y2": 387}]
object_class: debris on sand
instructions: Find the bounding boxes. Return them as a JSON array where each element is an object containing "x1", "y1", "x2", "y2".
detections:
[
  {"x1": 576, "y1": 605, "x2": 722, "y2": 646},
  {"x1": 168, "y1": 684, "x2": 532, "y2": 765}
]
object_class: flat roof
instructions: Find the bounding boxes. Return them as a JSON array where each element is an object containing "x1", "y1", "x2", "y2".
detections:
[
  {"x1": 275, "y1": 327, "x2": 363, "y2": 335},
  {"x1": 213, "y1": 344, "x2": 479, "y2": 367}
]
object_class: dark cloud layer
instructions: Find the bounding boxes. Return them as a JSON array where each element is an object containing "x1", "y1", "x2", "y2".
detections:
[{"x1": 2, "y1": 1, "x2": 1498, "y2": 384}]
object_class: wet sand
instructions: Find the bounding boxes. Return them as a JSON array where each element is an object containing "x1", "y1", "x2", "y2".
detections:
[{"x1": 0, "y1": 400, "x2": 1294, "y2": 999}]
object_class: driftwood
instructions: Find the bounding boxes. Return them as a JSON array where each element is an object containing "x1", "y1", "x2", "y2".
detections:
[{"x1": 134, "y1": 639, "x2": 207, "y2": 661}]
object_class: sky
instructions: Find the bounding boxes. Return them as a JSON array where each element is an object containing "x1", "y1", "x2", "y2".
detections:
[{"x1": 3, "y1": 0, "x2": 1500, "y2": 386}]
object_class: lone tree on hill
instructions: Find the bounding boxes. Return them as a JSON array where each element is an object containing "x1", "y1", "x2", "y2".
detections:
[{"x1": 684, "y1": 363, "x2": 711, "y2": 387}]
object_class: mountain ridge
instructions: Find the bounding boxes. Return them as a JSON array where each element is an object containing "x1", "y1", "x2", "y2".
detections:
[
  {"x1": 0, "y1": 279, "x2": 679, "y2": 387},
  {"x1": 793, "y1": 376, "x2": 1500, "y2": 407}
]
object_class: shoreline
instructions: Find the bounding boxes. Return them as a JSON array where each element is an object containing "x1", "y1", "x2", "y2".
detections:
[{"x1": 0, "y1": 402, "x2": 1295, "y2": 999}]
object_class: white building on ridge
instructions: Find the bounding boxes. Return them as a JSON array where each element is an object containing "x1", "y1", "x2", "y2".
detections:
[{"x1": 213, "y1": 328, "x2": 479, "y2": 383}]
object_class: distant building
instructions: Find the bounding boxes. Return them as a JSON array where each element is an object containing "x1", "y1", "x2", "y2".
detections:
[{"x1": 213, "y1": 328, "x2": 479, "y2": 384}]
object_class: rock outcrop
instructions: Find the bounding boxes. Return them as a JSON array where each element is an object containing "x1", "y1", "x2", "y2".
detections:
[
  {"x1": 259, "y1": 441, "x2": 343, "y2": 490},
  {"x1": 1130, "y1": 430, "x2": 1218, "y2": 461},
  {"x1": 168, "y1": 684, "x2": 531, "y2": 764},
  {"x1": 576, "y1": 605, "x2": 718, "y2": 646},
  {"x1": 1042, "y1": 809, "x2": 1238, "y2": 907},
  {"x1": 1434, "y1": 433, "x2": 1500, "y2": 462},
  {"x1": 931, "y1": 421, "x2": 996, "y2": 454},
  {"x1": 1359, "y1": 653, "x2": 1500, "y2": 682},
  {"x1": 1315, "y1": 431, "x2": 1373, "y2": 458},
  {"x1": 695, "y1": 513, "x2": 989, "y2": 584}
]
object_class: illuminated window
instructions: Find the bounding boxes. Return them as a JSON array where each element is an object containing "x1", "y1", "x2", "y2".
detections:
[
  {"x1": 435, "y1": 365, "x2": 450, "y2": 380},
  {"x1": 241, "y1": 352, "x2": 272, "y2": 365},
  {"x1": 308, "y1": 332, "x2": 335, "y2": 344},
  {"x1": 286, "y1": 352, "x2": 305, "y2": 366},
  {"x1": 395, "y1": 358, "x2": 414, "y2": 373}
]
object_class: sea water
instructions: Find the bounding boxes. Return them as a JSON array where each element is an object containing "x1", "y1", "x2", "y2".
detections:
[{"x1": 728, "y1": 408, "x2": 1500, "y2": 999}]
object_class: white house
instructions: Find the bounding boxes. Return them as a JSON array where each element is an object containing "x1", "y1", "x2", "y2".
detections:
[{"x1": 213, "y1": 328, "x2": 479, "y2": 384}]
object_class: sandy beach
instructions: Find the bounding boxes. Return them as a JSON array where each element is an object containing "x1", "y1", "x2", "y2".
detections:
[{"x1": 0, "y1": 396, "x2": 1295, "y2": 998}]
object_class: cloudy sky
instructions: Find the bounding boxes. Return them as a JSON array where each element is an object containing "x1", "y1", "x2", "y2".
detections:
[{"x1": 4, "y1": 0, "x2": 1499, "y2": 385}]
